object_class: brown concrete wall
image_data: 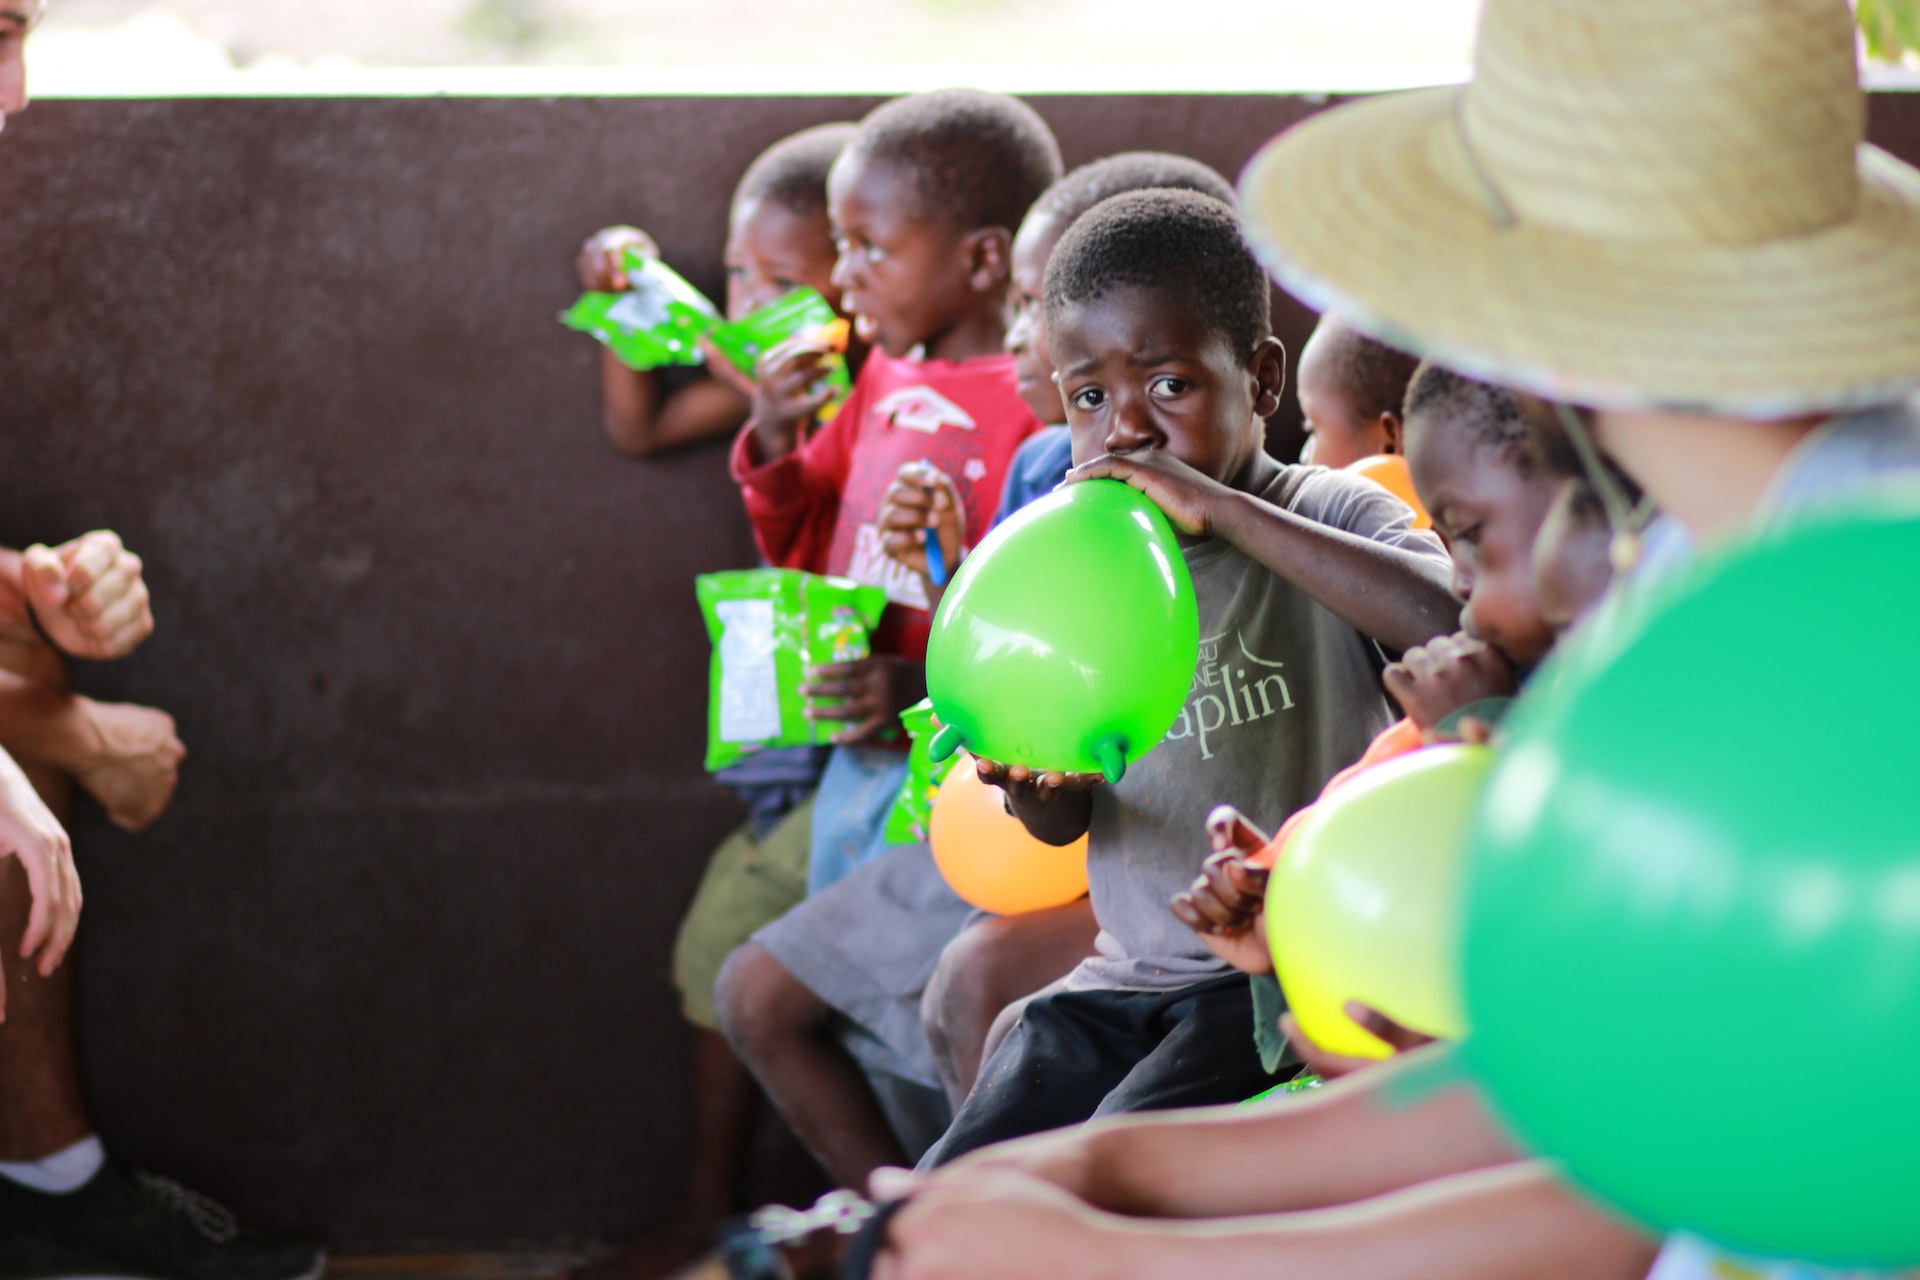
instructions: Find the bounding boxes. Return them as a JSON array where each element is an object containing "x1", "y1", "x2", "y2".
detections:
[{"x1": 0, "y1": 88, "x2": 1914, "y2": 1250}]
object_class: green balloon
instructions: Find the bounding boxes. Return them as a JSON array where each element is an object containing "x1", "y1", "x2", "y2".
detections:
[
  {"x1": 926, "y1": 479, "x2": 1198, "y2": 783},
  {"x1": 1461, "y1": 509, "x2": 1920, "y2": 1267}
]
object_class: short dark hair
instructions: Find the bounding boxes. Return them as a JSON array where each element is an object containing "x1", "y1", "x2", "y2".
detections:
[
  {"x1": 734, "y1": 122, "x2": 859, "y2": 220},
  {"x1": 849, "y1": 89, "x2": 1064, "y2": 232},
  {"x1": 1523, "y1": 400, "x2": 1644, "y2": 515},
  {"x1": 1311, "y1": 319, "x2": 1422, "y2": 424},
  {"x1": 1044, "y1": 189, "x2": 1271, "y2": 358},
  {"x1": 1403, "y1": 361, "x2": 1534, "y2": 473},
  {"x1": 1029, "y1": 151, "x2": 1236, "y2": 232}
]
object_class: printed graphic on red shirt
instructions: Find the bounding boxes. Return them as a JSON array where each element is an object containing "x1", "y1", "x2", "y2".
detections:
[
  {"x1": 874, "y1": 385, "x2": 977, "y2": 435},
  {"x1": 734, "y1": 349, "x2": 1043, "y2": 660}
]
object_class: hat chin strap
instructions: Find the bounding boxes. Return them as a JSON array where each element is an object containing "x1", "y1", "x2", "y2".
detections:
[{"x1": 1552, "y1": 402, "x2": 1652, "y2": 575}]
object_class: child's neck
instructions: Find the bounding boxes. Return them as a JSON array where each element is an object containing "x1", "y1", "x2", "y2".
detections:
[
  {"x1": 1595, "y1": 409, "x2": 1827, "y2": 548},
  {"x1": 917, "y1": 296, "x2": 1011, "y2": 364}
]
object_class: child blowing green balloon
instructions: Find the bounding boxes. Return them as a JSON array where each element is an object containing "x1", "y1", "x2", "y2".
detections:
[{"x1": 910, "y1": 188, "x2": 1457, "y2": 1169}]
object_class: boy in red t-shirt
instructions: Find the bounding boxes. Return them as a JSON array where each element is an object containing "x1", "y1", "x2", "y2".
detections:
[
  {"x1": 714, "y1": 89, "x2": 1061, "y2": 1188},
  {"x1": 728, "y1": 89, "x2": 1058, "y2": 894}
]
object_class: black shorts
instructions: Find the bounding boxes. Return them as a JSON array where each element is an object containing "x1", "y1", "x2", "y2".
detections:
[{"x1": 917, "y1": 971, "x2": 1297, "y2": 1167}]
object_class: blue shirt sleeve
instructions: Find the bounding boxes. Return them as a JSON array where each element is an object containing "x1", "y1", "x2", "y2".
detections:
[{"x1": 991, "y1": 426, "x2": 1075, "y2": 530}]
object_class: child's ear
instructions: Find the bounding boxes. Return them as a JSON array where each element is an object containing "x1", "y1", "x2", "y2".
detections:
[
  {"x1": 1380, "y1": 411, "x2": 1405, "y2": 455},
  {"x1": 962, "y1": 227, "x2": 1014, "y2": 293},
  {"x1": 1249, "y1": 336, "x2": 1288, "y2": 417}
]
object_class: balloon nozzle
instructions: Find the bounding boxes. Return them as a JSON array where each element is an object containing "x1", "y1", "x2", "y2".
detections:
[
  {"x1": 928, "y1": 722, "x2": 966, "y2": 763},
  {"x1": 1095, "y1": 737, "x2": 1127, "y2": 786}
]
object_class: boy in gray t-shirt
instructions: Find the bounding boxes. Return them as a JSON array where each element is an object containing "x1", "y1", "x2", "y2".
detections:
[{"x1": 920, "y1": 190, "x2": 1455, "y2": 1166}]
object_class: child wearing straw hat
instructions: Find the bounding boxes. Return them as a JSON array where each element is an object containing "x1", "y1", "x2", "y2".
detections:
[{"x1": 854, "y1": 1, "x2": 1920, "y2": 1277}]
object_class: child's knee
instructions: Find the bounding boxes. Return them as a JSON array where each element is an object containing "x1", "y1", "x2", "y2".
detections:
[
  {"x1": 713, "y1": 941, "x2": 826, "y2": 1052},
  {"x1": 924, "y1": 917, "x2": 1018, "y2": 1037}
]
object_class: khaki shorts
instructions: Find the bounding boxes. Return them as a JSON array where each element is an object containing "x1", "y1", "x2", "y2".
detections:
[{"x1": 671, "y1": 793, "x2": 814, "y2": 1031}]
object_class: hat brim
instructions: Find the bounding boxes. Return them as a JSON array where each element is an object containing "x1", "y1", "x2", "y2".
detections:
[{"x1": 1240, "y1": 86, "x2": 1920, "y2": 416}]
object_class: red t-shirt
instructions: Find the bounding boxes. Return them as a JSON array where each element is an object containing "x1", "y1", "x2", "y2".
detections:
[{"x1": 730, "y1": 349, "x2": 1043, "y2": 659}]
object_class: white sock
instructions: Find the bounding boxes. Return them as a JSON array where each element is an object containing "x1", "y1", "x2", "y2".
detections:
[{"x1": 0, "y1": 1134, "x2": 106, "y2": 1193}]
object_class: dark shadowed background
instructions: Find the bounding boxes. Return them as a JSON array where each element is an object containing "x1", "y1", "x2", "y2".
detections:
[{"x1": 0, "y1": 89, "x2": 1914, "y2": 1250}]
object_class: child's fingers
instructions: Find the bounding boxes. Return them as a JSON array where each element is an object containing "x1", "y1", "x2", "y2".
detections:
[
  {"x1": 1169, "y1": 894, "x2": 1212, "y2": 934},
  {"x1": 1343, "y1": 1001, "x2": 1438, "y2": 1052},
  {"x1": 830, "y1": 713, "x2": 886, "y2": 745},
  {"x1": 1205, "y1": 804, "x2": 1272, "y2": 855},
  {"x1": 1200, "y1": 855, "x2": 1262, "y2": 917},
  {"x1": 1221, "y1": 856, "x2": 1270, "y2": 900}
]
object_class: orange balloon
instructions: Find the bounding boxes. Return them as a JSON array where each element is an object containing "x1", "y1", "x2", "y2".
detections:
[
  {"x1": 1347, "y1": 454, "x2": 1432, "y2": 530},
  {"x1": 929, "y1": 760, "x2": 1090, "y2": 915}
]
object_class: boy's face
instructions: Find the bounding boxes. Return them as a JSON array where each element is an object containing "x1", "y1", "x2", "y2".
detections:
[
  {"x1": 1050, "y1": 282, "x2": 1277, "y2": 486},
  {"x1": 1404, "y1": 407, "x2": 1559, "y2": 667},
  {"x1": 0, "y1": 0, "x2": 43, "y2": 132},
  {"x1": 1532, "y1": 479, "x2": 1616, "y2": 635},
  {"x1": 1296, "y1": 325, "x2": 1396, "y2": 470},
  {"x1": 1006, "y1": 209, "x2": 1066, "y2": 424},
  {"x1": 827, "y1": 152, "x2": 984, "y2": 359},
  {"x1": 723, "y1": 196, "x2": 840, "y2": 323}
]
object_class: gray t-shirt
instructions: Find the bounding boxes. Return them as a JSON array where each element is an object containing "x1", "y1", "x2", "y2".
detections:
[{"x1": 1068, "y1": 453, "x2": 1451, "y2": 992}]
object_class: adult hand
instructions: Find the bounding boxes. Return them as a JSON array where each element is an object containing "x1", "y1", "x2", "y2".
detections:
[
  {"x1": 1382, "y1": 632, "x2": 1517, "y2": 732},
  {"x1": 21, "y1": 532, "x2": 155, "y2": 661},
  {"x1": 871, "y1": 1167, "x2": 1108, "y2": 1280},
  {"x1": 802, "y1": 656, "x2": 924, "y2": 745},
  {"x1": 0, "y1": 746, "x2": 80, "y2": 1019},
  {"x1": 1170, "y1": 805, "x2": 1274, "y2": 975},
  {"x1": 1279, "y1": 1003, "x2": 1439, "y2": 1080},
  {"x1": 72, "y1": 699, "x2": 185, "y2": 832},
  {"x1": 574, "y1": 225, "x2": 658, "y2": 292},
  {"x1": 877, "y1": 461, "x2": 966, "y2": 581},
  {"x1": 1065, "y1": 449, "x2": 1237, "y2": 537}
]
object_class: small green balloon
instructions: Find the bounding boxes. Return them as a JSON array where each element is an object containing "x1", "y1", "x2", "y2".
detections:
[
  {"x1": 926, "y1": 479, "x2": 1199, "y2": 783},
  {"x1": 1461, "y1": 508, "x2": 1920, "y2": 1267}
]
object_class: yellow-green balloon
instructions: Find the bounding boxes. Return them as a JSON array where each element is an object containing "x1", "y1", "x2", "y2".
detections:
[
  {"x1": 926, "y1": 479, "x2": 1198, "y2": 783},
  {"x1": 1267, "y1": 744, "x2": 1489, "y2": 1058}
]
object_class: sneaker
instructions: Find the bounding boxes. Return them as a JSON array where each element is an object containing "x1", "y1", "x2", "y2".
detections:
[{"x1": 0, "y1": 1163, "x2": 324, "y2": 1280}]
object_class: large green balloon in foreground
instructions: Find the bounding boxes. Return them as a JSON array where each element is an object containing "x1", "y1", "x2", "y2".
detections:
[
  {"x1": 1461, "y1": 509, "x2": 1920, "y2": 1267},
  {"x1": 926, "y1": 479, "x2": 1198, "y2": 784}
]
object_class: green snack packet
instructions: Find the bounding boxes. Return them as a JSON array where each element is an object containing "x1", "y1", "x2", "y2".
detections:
[
  {"x1": 708, "y1": 287, "x2": 854, "y2": 423},
  {"x1": 883, "y1": 698, "x2": 962, "y2": 845},
  {"x1": 697, "y1": 569, "x2": 889, "y2": 773},
  {"x1": 559, "y1": 250, "x2": 722, "y2": 370}
]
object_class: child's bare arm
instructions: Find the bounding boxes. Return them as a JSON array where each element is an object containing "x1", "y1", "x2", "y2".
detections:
[
  {"x1": 598, "y1": 354, "x2": 749, "y2": 457},
  {"x1": 874, "y1": 1161, "x2": 1657, "y2": 1280},
  {"x1": 574, "y1": 225, "x2": 752, "y2": 457},
  {"x1": 1067, "y1": 452, "x2": 1459, "y2": 653},
  {"x1": 877, "y1": 1045, "x2": 1514, "y2": 1222}
]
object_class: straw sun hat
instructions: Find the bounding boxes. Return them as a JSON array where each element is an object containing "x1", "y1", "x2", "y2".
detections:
[{"x1": 1239, "y1": 0, "x2": 1920, "y2": 416}]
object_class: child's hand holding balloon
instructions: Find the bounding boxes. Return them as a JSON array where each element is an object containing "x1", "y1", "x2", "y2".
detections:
[
  {"x1": 1064, "y1": 448, "x2": 1239, "y2": 537},
  {"x1": 1170, "y1": 805, "x2": 1274, "y2": 975},
  {"x1": 972, "y1": 755, "x2": 1102, "y2": 848},
  {"x1": 1278, "y1": 1004, "x2": 1437, "y2": 1080}
]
